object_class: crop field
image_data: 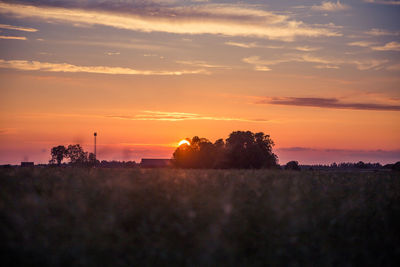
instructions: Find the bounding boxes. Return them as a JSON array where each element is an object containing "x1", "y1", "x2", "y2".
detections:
[{"x1": 1, "y1": 168, "x2": 399, "y2": 266}]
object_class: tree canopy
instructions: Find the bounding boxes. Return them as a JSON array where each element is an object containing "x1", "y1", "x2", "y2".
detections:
[
  {"x1": 49, "y1": 144, "x2": 98, "y2": 166},
  {"x1": 173, "y1": 131, "x2": 278, "y2": 169}
]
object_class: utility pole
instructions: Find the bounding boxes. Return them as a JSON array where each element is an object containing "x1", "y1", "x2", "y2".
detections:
[{"x1": 94, "y1": 132, "x2": 97, "y2": 160}]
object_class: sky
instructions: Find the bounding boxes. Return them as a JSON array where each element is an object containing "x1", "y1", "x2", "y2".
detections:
[{"x1": 0, "y1": 0, "x2": 399, "y2": 165}]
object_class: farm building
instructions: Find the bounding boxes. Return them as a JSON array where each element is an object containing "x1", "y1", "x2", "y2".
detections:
[
  {"x1": 140, "y1": 159, "x2": 172, "y2": 168},
  {"x1": 21, "y1": 162, "x2": 34, "y2": 167}
]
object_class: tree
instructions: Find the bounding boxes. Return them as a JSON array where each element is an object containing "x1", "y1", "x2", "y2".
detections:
[
  {"x1": 392, "y1": 161, "x2": 400, "y2": 171},
  {"x1": 285, "y1": 161, "x2": 301, "y2": 171},
  {"x1": 88, "y1": 152, "x2": 99, "y2": 166},
  {"x1": 173, "y1": 136, "x2": 218, "y2": 168},
  {"x1": 225, "y1": 131, "x2": 278, "y2": 169},
  {"x1": 65, "y1": 144, "x2": 88, "y2": 165},
  {"x1": 50, "y1": 145, "x2": 67, "y2": 165}
]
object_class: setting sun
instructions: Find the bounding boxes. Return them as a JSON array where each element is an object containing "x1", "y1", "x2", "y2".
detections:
[{"x1": 178, "y1": 140, "x2": 190, "y2": 147}]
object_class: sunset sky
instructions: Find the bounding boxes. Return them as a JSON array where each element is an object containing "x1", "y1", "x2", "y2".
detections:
[{"x1": 0, "y1": 0, "x2": 399, "y2": 165}]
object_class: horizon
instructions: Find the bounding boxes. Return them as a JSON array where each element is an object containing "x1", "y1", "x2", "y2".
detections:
[{"x1": 1, "y1": 0, "x2": 399, "y2": 165}]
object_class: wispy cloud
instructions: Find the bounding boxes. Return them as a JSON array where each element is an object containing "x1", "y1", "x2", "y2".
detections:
[
  {"x1": 107, "y1": 111, "x2": 268, "y2": 122},
  {"x1": 295, "y1": 46, "x2": 321, "y2": 52},
  {"x1": 312, "y1": 1, "x2": 350, "y2": 11},
  {"x1": 60, "y1": 40, "x2": 166, "y2": 51},
  {"x1": 371, "y1": 41, "x2": 400, "y2": 51},
  {"x1": 176, "y1": 60, "x2": 230, "y2": 69},
  {"x1": 0, "y1": 59, "x2": 207, "y2": 75},
  {"x1": 224, "y1": 41, "x2": 283, "y2": 49},
  {"x1": 365, "y1": 28, "x2": 400, "y2": 36},
  {"x1": 256, "y1": 97, "x2": 400, "y2": 111},
  {"x1": 224, "y1": 41, "x2": 260, "y2": 48},
  {"x1": 348, "y1": 41, "x2": 400, "y2": 51},
  {"x1": 0, "y1": 2, "x2": 340, "y2": 41},
  {"x1": 314, "y1": 65, "x2": 340, "y2": 69},
  {"x1": 348, "y1": 41, "x2": 375, "y2": 47},
  {"x1": 0, "y1": 35, "x2": 26, "y2": 40},
  {"x1": 364, "y1": 0, "x2": 400, "y2": 5},
  {"x1": 0, "y1": 23, "x2": 37, "y2": 32},
  {"x1": 105, "y1": 52, "x2": 120, "y2": 56},
  {"x1": 243, "y1": 54, "x2": 387, "y2": 71}
]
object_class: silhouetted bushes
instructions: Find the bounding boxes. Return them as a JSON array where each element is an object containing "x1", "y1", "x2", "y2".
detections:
[{"x1": 285, "y1": 161, "x2": 300, "y2": 171}]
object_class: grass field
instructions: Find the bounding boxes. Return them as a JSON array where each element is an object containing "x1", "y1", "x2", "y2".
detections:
[{"x1": 1, "y1": 168, "x2": 399, "y2": 266}]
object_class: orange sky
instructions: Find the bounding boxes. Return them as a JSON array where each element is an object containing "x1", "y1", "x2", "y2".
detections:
[{"x1": 0, "y1": 0, "x2": 399, "y2": 164}]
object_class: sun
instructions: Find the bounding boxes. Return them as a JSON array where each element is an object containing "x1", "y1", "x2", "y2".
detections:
[{"x1": 178, "y1": 140, "x2": 190, "y2": 146}]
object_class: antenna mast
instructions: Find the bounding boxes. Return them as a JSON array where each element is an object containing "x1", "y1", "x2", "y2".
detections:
[{"x1": 94, "y1": 132, "x2": 97, "y2": 160}]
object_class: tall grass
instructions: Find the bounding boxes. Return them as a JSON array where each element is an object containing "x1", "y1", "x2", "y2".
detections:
[{"x1": 1, "y1": 168, "x2": 399, "y2": 266}]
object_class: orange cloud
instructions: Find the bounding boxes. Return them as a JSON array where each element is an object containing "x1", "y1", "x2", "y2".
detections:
[
  {"x1": 0, "y1": 35, "x2": 26, "y2": 40},
  {"x1": 107, "y1": 111, "x2": 268, "y2": 122},
  {"x1": 0, "y1": 23, "x2": 37, "y2": 32},
  {"x1": 0, "y1": 2, "x2": 341, "y2": 41},
  {"x1": 0, "y1": 59, "x2": 208, "y2": 75}
]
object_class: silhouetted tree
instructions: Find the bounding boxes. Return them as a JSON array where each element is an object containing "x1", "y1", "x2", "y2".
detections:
[
  {"x1": 355, "y1": 161, "x2": 367, "y2": 169},
  {"x1": 285, "y1": 161, "x2": 301, "y2": 171},
  {"x1": 214, "y1": 138, "x2": 227, "y2": 168},
  {"x1": 88, "y1": 152, "x2": 99, "y2": 166},
  {"x1": 173, "y1": 131, "x2": 278, "y2": 169},
  {"x1": 49, "y1": 145, "x2": 67, "y2": 165},
  {"x1": 392, "y1": 161, "x2": 400, "y2": 171},
  {"x1": 225, "y1": 131, "x2": 278, "y2": 169},
  {"x1": 173, "y1": 136, "x2": 218, "y2": 168},
  {"x1": 65, "y1": 144, "x2": 88, "y2": 165}
]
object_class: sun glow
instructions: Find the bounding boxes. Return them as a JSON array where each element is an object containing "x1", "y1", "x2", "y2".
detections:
[{"x1": 178, "y1": 140, "x2": 190, "y2": 146}]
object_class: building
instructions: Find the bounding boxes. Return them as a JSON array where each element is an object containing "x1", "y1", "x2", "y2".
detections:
[
  {"x1": 21, "y1": 162, "x2": 34, "y2": 167},
  {"x1": 140, "y1": 159, "x2": 172, "y2": 168}
]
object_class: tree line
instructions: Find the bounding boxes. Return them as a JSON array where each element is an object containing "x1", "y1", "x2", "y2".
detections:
[
  {"x1": 173, "y1": 131, "x2": 279, "y2": 169},
  {"x1": 49, "y1": 144, "x2": 98, "y2": 166}
]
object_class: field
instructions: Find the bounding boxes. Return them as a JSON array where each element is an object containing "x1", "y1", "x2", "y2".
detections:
[{"x1": 1, "y1": 168, "x2": 399, "y2": 266}]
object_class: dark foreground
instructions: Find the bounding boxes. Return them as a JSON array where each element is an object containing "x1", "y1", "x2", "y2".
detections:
[{"x1": 1, "y1": 168, "x2": 399, "y2": 266}]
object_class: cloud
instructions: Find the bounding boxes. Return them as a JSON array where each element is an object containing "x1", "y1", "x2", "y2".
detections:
[
  {"x1": 365, "y1": 28, "x2": 400, "y2": 36},
  {"x1": 348, "y1": 41, "x2": 400, "y2": 52},
  {"x1": 314, "y1": 65, "x2": 340, "y2": 69},
  {"x1": 242, "y1": 54, "x2": 387, "y2": 71},
  {"x1": 347, "y1": 41, "x2": 375, "y2": 47},
  {"x1": 107, "y1": 111, "x2": 268, "y2": 122},
  {"x1": 351, "y1": 59, "x2": 388, "y2": 70},
  {"x1": 105, "y1": 52, "x2": 120, "y2": 56},
  {"x1": 0, "y1": 59, "x2": 207, "y2": 75},
  {"x1": 224, "y1": 41, "x2": 259, "y2": 48},
  {"x1": 366, "y1": 29, "x2": 400, "y2": 37},
  {"x1": 0, "y1": 2, "x2": 340, "y2": 41},
  {"x1": 295, "y1": 46, "x2": 321, "y2": 52},
  {"x1": 0, "y1": 35, "x2": 26, "y2": 40},
  {"x1": 61, "y1": 40, "x2": 166, "y2": 51},
  {"x1": 371, "y1": 41, "x2": 400, "y2": 51},
  {"x1": 363, "y1": 0, "x2": 400, "y2": 5},
  {"x1": 312, "y1": 1, "x2": 350, "y2": 11},
  {"x1": 176, "y1": 60, "x2": 230, "y2": 69},
  {"x1": 0, "y1": 23, "x2": 38, "y2": 32},
  {"x1": 224, "y1": 41, "x2": 283, "y2": 49},
  {"x1": 256, "y1": 97, "x2": 400, "y2": 111}
]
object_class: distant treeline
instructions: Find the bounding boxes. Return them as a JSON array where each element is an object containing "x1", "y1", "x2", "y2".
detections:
[
  {"x1": 173, "y1": 131, "x2": 278, "y2": 169},
  {"x1": 44, "y1": 132, "x2": 399, "y2": 171},
  {"x1": 303, "y1": 161, "x2": 400, "y2": 171},
  {"x1": 49, "y1": 144, "x2": 99, "y2": 166}
]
